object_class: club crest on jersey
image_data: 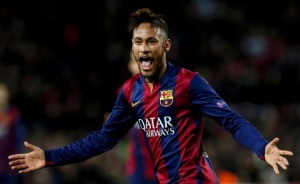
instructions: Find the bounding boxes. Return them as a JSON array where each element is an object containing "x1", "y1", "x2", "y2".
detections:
[{"x1": 160, "y1": 90, "x2": 173, "y2": 107}]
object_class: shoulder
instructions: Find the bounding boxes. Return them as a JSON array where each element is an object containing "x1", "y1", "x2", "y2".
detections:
[
  {"x1": 122, "y1": 73, "x2": 141, "y2": 91},
  {"x1": 173, "y1": 66, "x2": 213, "y2": 91},
  {"x1": 167, "y1": 62, "x2": 197, "y2": 79},
  {"x1": 119, "y1": 73, "x2": 141, "y2": 101},
  {"x1": 175, "y1": 66, "x2": 199, "y2": 83},
  {"x1": 175, "y1": 65, "x2": 208, "y2": 84},
  {"x1": 179, "y1": 67, "x2": 198, "y2": 77}
]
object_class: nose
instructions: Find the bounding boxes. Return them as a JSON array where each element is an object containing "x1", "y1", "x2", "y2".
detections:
[{"x1": 140, "y1": 42, "x2": 149, "y2": 52}]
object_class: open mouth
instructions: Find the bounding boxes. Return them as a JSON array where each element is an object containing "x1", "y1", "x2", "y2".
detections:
[{"x1": 140, "y1": 57, "x2": 153, "y2": 70}]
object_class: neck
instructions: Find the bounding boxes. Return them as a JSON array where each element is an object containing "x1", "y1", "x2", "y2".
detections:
[{"x1": 145, "y1": 61, "x2": 167, "y2": 83}]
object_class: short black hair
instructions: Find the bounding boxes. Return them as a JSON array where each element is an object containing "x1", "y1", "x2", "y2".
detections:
[{"x1": 128, "y1": 8, "x2": 168, "y2": 37}]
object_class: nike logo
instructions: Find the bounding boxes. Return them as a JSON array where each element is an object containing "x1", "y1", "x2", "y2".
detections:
[{"x1": 131, "y1": 100, "x2": 141, "y2": 107}]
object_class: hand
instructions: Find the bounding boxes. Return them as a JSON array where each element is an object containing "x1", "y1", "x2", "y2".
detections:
[
  {"x1": 8, "y1": 141, "x2": 46, "y2": 173},
  {"x1": 265, "y1": 137, "x2": 293, "y2": 174}
]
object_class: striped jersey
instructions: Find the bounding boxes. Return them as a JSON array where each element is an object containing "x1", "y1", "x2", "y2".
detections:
[
  {"x1": 45, "y1": 62, "x2": 268, "y2": 184},
  {"x1": 126, "y1": 124, "x2": 159, "y2": 184}
]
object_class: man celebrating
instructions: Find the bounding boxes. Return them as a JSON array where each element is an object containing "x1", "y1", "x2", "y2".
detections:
[{"x1": 9, "y1": 8, "x2": 293, "y2": 184}]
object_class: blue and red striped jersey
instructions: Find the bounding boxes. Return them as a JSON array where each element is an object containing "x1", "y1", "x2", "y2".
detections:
[
  {"x1": 118, "y1": 81, "x2": 158, "y2": 184},
  {"x1": 126, "y1": 124, "x2": 158, "y2": 184},
  {"x1": 45, "y1": 62, "x2": 268, "y2": 184}
]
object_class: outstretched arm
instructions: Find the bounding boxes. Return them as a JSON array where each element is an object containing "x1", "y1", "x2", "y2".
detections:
[
  {"x1": 265, "y1": 137, "x2": 293, "y2": 174},
  {"x1": 8, "y1": 141, "x2": 46, "y2": 174}
]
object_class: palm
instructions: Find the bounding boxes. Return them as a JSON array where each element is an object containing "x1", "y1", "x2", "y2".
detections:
[
  {"x1": 24, "y1": 151, "x2": 45, "y2": 171},
  {"x1": 264, "y1": 138, "x2": 293, "y2": 174},
  {"x1": 8, "y1": 142, "x2": 46, "y2": 173}
]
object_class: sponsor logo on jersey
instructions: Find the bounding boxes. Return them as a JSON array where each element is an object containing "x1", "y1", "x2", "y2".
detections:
[
  {"x1": 131, "y1": 100, "x2": 141, "y2": 107},
  {"x1": 137, "y1": 116, "x2": 175, "y2": 137},
  {"x1": 160, "y1": 90, "x2": 173, "y2": 107}
]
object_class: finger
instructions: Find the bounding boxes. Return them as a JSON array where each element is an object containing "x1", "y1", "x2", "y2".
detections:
[
  {"x1": 8, "y1": 154, "x2": 26, "y2": 160},
  {"x1": 279, "y1": 156, "x2": 289, "y2": 166},
  {"x1": 9, "y1": 159, "x2": 25, "y2": 166},
  {"x1": 270, "y1": 137, "x2": 279, "y2": 146},
  {"x1": 11, "y1": 164, "x2": 28, "y2": 170},
  {"x1": 280, "y1": 150, "x2": 294, "y2": 156},
  {"x1": 272, "y1": 164, "x2": 280, "y2": 174},
  {"x1": 19, "y1": 167, "x2": 33, "y2": 174},
  {"x1": 24, "y1": 141, "x2": 37, "y2": 150},
  {"x1": 277, "y1": 161, "x2": 287, "y2": 170}
]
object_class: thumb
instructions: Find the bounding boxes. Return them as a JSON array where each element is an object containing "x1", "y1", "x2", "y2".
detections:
[
  {"x1": 270, "y1": 137, "x2": 279, "y2": 146},
  {"x1": 24, "y1": 141, "x2": 37, "y2": 151}
]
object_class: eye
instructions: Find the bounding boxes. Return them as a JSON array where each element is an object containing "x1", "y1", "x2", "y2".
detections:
[
  {"x1": 134, "y1": 41, "x2": 142, "y2": 45},
  {"x1": 133, "y1": 39, "x2": 142, "y2": 45},
  {"x1": 148, "y1": 39, "x2": 157, "y2": 45}
]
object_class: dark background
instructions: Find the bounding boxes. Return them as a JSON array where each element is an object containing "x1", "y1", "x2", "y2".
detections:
[{"x1": 1, "y1": 0, "x2": 299, "y2": 183}]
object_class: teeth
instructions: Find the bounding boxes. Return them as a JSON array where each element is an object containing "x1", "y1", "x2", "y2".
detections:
[{"x1": 140, "y1": 56, "x2": 152, "y2": 60}]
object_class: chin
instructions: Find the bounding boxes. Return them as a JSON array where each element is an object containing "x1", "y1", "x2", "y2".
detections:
[
  {"x1": 141, "y1": 70, "x2": 152, "y2": 76},
  {"x1": 142, "y1": 74, "x2": 151, "y2": 79},
  {"x1": 142, "y1": 73, "x2": 154, "y2": 81}
]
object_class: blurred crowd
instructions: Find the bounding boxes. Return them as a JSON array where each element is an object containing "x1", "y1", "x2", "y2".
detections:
[{"x1": 0, "y1": 0, "x2": 299, "y2": 183}]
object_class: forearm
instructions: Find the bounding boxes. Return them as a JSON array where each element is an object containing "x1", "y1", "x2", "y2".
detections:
[
  {"x1": 44, "y1": 130, "x2": 118, "y2": 166},
  {"x1": 200, "y1": 105, "x2": 268, "y2": 158},
  {"x1": 230, "y1": 118, "x2": 268, "y2": 159}
]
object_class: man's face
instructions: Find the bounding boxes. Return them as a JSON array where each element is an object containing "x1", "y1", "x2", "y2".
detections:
[{"x1": 132, "y1": 23, "x2": 170, "y2": 82}]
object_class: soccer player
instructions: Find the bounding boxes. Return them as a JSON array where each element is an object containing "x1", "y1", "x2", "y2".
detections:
[{"x1": 8, "y1": 8, "x2": 293, "y2": 184}]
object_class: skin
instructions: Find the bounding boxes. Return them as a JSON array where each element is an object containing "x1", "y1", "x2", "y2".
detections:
[
  {"x1": 0, "y1": 84, "x2": 9, "y2": 111},
  {"x1": 131, "y1": 22, "x2": 171, "y2": 91},
  {"x1": 8, "y1": 22, "x2": 293, "y2": 175}
]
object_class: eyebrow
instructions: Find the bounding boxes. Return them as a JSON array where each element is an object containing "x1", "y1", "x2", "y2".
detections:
[{"x1": 132, "y1": 37, "x2": 159, "y2": 42}]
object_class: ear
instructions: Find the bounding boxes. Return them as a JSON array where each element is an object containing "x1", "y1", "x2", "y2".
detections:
[{"x1": 164, "y1": 39, "x2": 171, "y2": 52}]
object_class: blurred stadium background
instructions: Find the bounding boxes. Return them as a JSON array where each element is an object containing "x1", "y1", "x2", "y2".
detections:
[{"x1": 0, "y1": 0, "x2": 299, "y2": 183}]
